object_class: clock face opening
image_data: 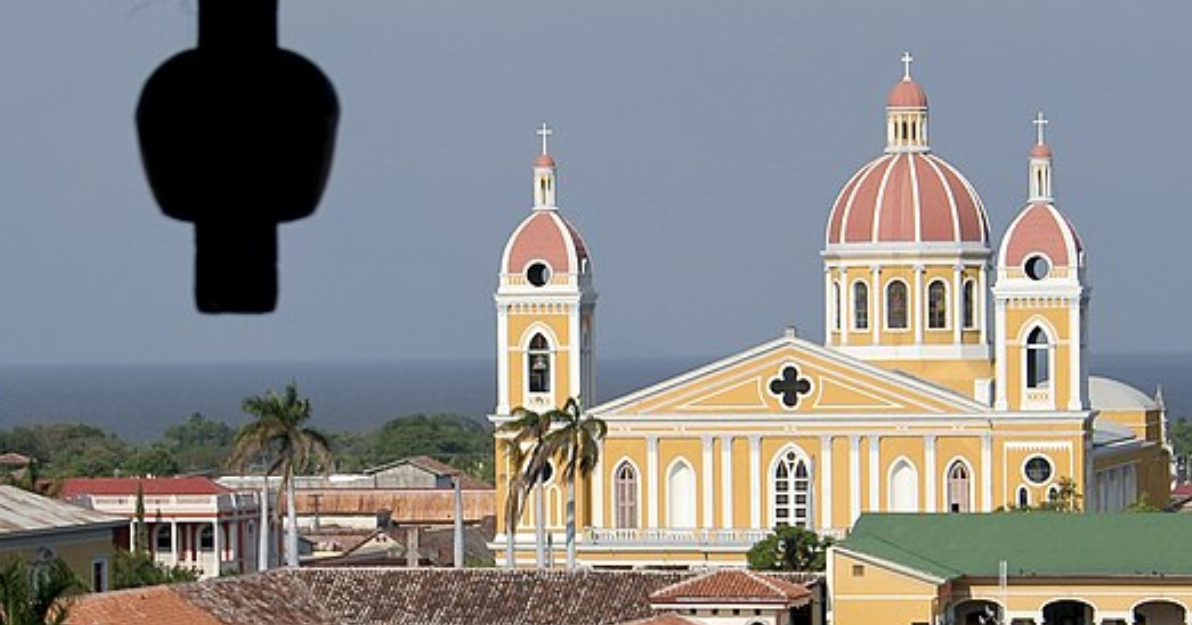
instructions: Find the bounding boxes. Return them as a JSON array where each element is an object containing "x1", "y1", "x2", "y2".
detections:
[{"x1": 526, "y1": 262, "x2": 551, "y2": 287}]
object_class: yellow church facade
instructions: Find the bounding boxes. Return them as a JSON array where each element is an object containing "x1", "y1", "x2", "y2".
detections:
[{"x1": 489, "y1": 60, "x2": 1171, "y2": 568}]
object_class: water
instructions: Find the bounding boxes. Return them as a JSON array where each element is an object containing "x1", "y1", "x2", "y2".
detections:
[{"x1": 0, "y1": 353, "x2": 1188, "y2": 442}]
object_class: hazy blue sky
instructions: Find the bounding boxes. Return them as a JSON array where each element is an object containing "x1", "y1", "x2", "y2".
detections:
[{"x1": 0, "y1": 1, "x2": 1189, "y2": 365}]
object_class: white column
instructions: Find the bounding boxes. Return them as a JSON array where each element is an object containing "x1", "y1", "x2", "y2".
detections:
[
  {"x1": 849, "y1": 435, "x2": 862, "y2": 524},
  {"x1": 592, "y1": 440, "x2": 605, "y2": 528},
  {"x1": 701, "y1": 436, "x2": 714, "y2": 529},
  {"x1": 924, "y1": 435, "x2": 937, "y2": 513},
  {"x1": 720, "y1": 435, "x2": 734, "y2": 529},
  {"x1": 497, "y1": 304, "x2": 510, "y2": 414},
  {"x1": 569, "y1": 304, "x2": 581, "y2": 402},
  {"x1": 824, "y1": 266, "x2": 833, "y2": 345},
  {"x1": 953, "y1": 264, "x2": 964, "y2": 343},
  {"x1": 981, "y1": 434, "x2": 994, "y2": 511},
  {"x1": 914, "y1": 264, "x2": 925, "y2": 344},
  {"x1": 841, "y1": 268, "x2": 851, "y2": 346},
  {"x1": 868, "y1": 436, "x2": 881, "y2": 512},
  {"x1": 994, "y1": 297, "x2": 1008, "y2": 410},
  {"x1": 979, "y1": 265, "x2": 989, "y2": 344},
  {"x1": 1069, "y1": 299, "x2": 1083, "y2": 410},
  {"x1": 170, "y1": 520, "x2": 179, "y2": 566},
  {"x1": 646, "y1": 435, "x2": 659, "y2": 528},
  {"x1": 871, "y1": 266, "x2": 881, "y2": 343},
  {"x1": 212, "y1": 521, "x2": 221, "y2": 576},
  {"x1": 820, "y1": 435, "x2": 833, "y2": 531},
  {"x1": 749, "y1": 436, "x2": 762, "y2": 529}
]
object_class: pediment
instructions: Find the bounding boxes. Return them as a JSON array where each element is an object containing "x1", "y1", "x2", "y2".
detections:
[{"x1": 591, "y1": 335, "x2": 985, "y2": 417}]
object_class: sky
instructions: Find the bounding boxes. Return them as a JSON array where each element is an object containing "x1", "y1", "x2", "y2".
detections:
[{"x1": 0, "y1": 1, "x2": 1190, "y2": 365}]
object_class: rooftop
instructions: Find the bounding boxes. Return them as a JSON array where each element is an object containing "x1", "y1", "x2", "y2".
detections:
[
  {"x1": 0, "y1": 485, "x2": 124, "y2": 537},
  {"x1": 60, "y1": 476, "x2": 232, "y2": 498},
  {"x1": 839, "y1": 513, "x2": 1192, "y2": 581}
]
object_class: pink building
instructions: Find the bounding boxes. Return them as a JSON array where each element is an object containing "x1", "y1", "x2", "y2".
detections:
[{"x1": 60, "y1": 476, "x2": 276, "y2": 578}]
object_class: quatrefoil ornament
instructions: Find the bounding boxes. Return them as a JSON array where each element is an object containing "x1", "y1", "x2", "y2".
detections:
[{"x1": 768, "y1": 364, "x2": 813, "y2": 409}]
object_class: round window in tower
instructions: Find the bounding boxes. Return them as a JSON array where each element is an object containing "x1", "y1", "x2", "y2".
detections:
[
  {"x1": 1024, "y1": 255, "x2": 1051, "y2": 281},
  {"x1": 526, "y1": 262, "x2": 552, "y2": 287},
  {"x1": 1024, "y1": 456, "x2": 1053, "y2": 485}
]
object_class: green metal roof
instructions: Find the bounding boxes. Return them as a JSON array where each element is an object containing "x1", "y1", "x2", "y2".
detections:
[{"x1": 839, "y1": 513, "x2": 1192, "y2": 580}]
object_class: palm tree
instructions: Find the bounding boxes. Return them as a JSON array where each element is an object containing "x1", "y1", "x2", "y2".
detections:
[
  {"x1": 0, "y1": 557, "x2": 82, "y2": 625},
  {"x1": 497, "y1": 405, "x2": 554, "y2": 568},
  {"x1": 498, "y1": 437, "x2": 527, "y2": 569},
  {"x1": 228, "y1": 383, "x2": 333, "y2": 568},
  {"x1": 539, "y1": 397, "x2": 606, "y2": 571}
]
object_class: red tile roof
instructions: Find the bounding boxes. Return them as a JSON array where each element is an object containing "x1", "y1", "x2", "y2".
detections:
[
  {"x1": 649, "y1": 569, "x2": 811, "y2": 605},
  {"x1": 68, "y1": 586, "x2": 224, "y2": 625},
  {"x1": 616, "y1": 615, "x2": 701, "y2": 625},
  {"x1": 60, "y1": 477, "x2": 231, "y2": 498}
]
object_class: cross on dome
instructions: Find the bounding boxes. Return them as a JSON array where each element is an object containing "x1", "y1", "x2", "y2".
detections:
[
  {"x1": 537, "y1": 122, "x2": 553, "y2": 155},
  {"x1": 901, "y1": 51, "x2": 914, "y2": 80},
  {"x1": 1033, "y1": 111, "x2": 1049, "y2": 145}
]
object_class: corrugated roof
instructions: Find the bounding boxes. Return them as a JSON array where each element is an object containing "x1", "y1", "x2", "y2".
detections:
[
  {"x1": 840, "y1": 513, "x2": 1192, "y2": 580},
  {"x1": 60, "y1": 477, "x2": 231, "y2": 497},
  {"x1": 0, "y1": 485, "x2": 124, "y2": 536}
]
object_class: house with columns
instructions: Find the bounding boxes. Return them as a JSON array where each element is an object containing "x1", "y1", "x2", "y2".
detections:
[
  {"x1": 61, "y1": 476, "x2": 273, "y2": 578},
  {"x1": 489, "y1": 55, "x2": 1171, "y2": 568}
]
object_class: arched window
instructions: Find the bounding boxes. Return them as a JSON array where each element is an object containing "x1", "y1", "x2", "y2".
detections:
[
  {"x1": 947, "y1": 461, "x2": 971, "y2": 513},
  {"x1": 1025, "y1": 327, "x2": 1050, "y2": 389},
  {"x1": 154, "y1": 525, "x2": 172, "y2": 553},
  {"x1": 962, "y1": 279, "x2": 976, "y2": 329},
  {"x1": 773, "y1": 450, "x2": 811, "y2": 528},
  {"x1": 853, "y1": 282, "x2": 869, "y2": 330},
  {"x1": 927, "y1": 280, "x2": 948, "y2": 329},
  {"x1": 886, "y1": 281, "x2": 908, "y2": 329},
  {"x1": 1017, "y1": 485, "x2": 1030, "y2": 509},
  {"x1": 614, "y1": 462, "x2": 638, "y2": 529},
  {"x1": 527, "y1": 333, "x2": 551, "y2": 393},
  {"x1": 667, "y1": 460, "x2": 697, "y2": 529},
  {"x1": 832, "y1": 281, "x2": 842, "y2": 331},
  {"x1": 199, "y1": 525, "x2": 215, "y2": 552},
  {"x1": 889, "y1": 458, "x2": 919, "y2": 512}
]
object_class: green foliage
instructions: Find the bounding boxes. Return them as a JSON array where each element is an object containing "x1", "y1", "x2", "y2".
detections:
[
  {"x1": 0, "y1": 424, "x2": 126, "y2": 478},
  {"x1": 123, "y1": 446, "x2": 181, "y2": 477},
  {"x1": 162, "y1": 413, "x2": 235, "y2": 473},
  {"x1": 1127, "y1": 493, "x2": 1162, "y2": 513},
  {"x1": 110, "y1": 549, "x2": 199, "y2": 590},
  {"x1": 334, "y1": 413, "x2": 493, "y2": 482},
  {"x1": 0, "y1": 557, "x2": 83, "y2": 625},
  {"x1": 1036, "y1": 477, "x2": 1082, "y2": 512},
  {"x1": 747, "y1": 525, "x2": 832, "y2": 572},
  {"x1": 1170, "y1": 416, "x2": 1192, "y2": 458}
]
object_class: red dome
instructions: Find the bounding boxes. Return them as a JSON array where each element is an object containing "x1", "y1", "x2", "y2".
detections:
[
  {"x1": 999, "y1": 202, "x2": 1082, "y2": 270},
  {"x1": 502, "y1": 210, "x2": 590, "y2": 277},
  {"x1": 1029, "y1": 143, "x2": 1053, "y2": 158},
  {"x1": 887, "y1": 79, "x2": 928, "y2": 108},
  {"x1": 534, "y1": 154, "x2": 556, "y2": 168},
  {"x1": 826, "y1": 153, "x2": 989, "y2": 246}
]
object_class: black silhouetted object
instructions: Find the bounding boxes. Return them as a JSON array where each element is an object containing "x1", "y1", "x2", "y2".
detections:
[{"x1": 136, "y1": 0, "x2": 339, "y2": 313}]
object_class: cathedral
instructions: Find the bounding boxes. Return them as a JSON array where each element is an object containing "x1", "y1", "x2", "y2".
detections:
[{"x1": 489, "y1": 57, "x2": 1171, "y2": 568}]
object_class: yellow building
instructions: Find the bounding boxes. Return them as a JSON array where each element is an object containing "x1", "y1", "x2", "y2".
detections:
[
  {"x1": 490, "y1": 58, "x2": 1171, "y2": 568},
  {"x1": 830, "y1": 513, "x2": 1192, "y2": 625}
]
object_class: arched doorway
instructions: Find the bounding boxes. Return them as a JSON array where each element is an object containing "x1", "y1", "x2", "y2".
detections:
[
  {"x1": 667, "y1": 460, "x2": 696, "y2": 529},
  {"x1": 889, "y1": 458, "x2": 918, "y2": 512},
  {"x1": 1042, "y1": 599, "x2": 1094, "y2": 625},
  {"x1": 953, "y1": 599, "x2": 1002, "y2": 625},
  {"x1": 1134, "y1": 600, "x2": 1187, "y2": 625}
]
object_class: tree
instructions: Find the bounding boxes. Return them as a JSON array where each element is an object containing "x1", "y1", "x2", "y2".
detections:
[
  {"x1": 122, "y1": 446, "x2": 181, "y2": 477},
  {"x1": 0, "y1": 557, "x2": 82, "y2": 625},
  {"x1": 497, "y1": 405, "x2": 555, "y2": 568},
  {"x1": 539, "y1": 397, "x2": 606, "y2": 571},
  {"x1": 110, "y1": 550, "x2": 199, "y2": 590},
  {"x1": 747, "y1": 525, "x2": 832, "y2": 572},
  {"x1": 498, "y1": 436, "x2": 528, "y2": 569},
  {"x1": 228, "y1": 383, "x2": 333, "y2": 568},
  {"x1": 1037, "y1": 477, "x2": 1082, "y2": 512},
  {"x1": 162, "y1": 413, "x2": 235, "y2": 473}
]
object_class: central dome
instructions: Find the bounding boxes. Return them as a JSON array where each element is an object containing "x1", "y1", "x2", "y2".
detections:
[{"x1": 826, "y1": 152, "x2": 989, "y2": 245}]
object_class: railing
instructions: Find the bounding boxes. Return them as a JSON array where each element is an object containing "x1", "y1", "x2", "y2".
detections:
[
  {"x1": 87, "y1": 493, "x2": 258, "y2": 514},
  {"x1": 585, "y1": 528, "x2": 771, "y2": 547}
]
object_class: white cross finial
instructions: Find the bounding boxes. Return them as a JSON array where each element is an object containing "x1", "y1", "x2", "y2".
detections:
[
  {"x1": 537, "y1": 122, "x2": 553, "y2": 155},
  {"x1": 1033, "y1": 111, "x2": 1049, "y2": 145},
  {"x1": 901, "y1": 51, "x2": 914, "y2": 80}
]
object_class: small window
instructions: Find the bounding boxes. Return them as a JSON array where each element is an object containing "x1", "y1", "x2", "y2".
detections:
[
  {"x1": 1017, "y1": 485, "x2": 1030, "y2": 508},
  {"x1": 886, "y1": 281, "x2": 908, "y2": 329},
  {"x1": 1025, "y1": 327, "x2": 1051, "y2": 390},
  {"x1": 526, "y1": 262, "x2": 551, "y2": 287},
  {"x1": 853, "y1": 281, "x2": 869, "y2": 330},
  {"x1": 154, "y1": 524, "x2": 172, "y2": 553},
  {"x1": 962, "y1": 279, "x2": 976, "y2": 329},
  {"x1": 852, "y1": 564, "x2": 865, "y2": 577},
  {"x1": 199, "y1": 525, "x2": 215, "y2": 552},
  {"x1": 832, "y1": 282, "x2": 842, "y2": 331},
  {"x1": 91, "y1": 558, "x2": 108, "y2": 593},
  {"x1": 1024, "y1": 255, "x2": 1050, "y2": 281},
  {"x1": 927, "y1": 280, "x2": 948, "y2": 329},
  {"x1": 1025, "y1": 456, "x2": 1053, "y2": 484}
]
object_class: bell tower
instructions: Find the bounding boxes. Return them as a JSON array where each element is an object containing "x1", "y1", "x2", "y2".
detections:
[
  {"x1": 993, "y1": 114, "x2": 1088, "y2": 411},
  {"x1": 495, "y1": 124, "x2": 596, "y2": 416}
]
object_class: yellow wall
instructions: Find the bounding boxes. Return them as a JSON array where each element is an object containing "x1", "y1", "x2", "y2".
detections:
[
  {"x1": 1, "y1": 533, "x2": 116, "y2": 592},
  {"x1": 831, "y1": 550, "x2": 941, "y2": 625}
]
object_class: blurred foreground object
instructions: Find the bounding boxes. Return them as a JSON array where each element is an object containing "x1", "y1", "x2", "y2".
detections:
[{"x1": 136, "y1": 0, "x2": 339, "y2": 313}]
